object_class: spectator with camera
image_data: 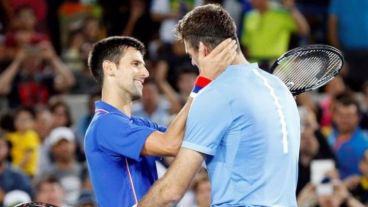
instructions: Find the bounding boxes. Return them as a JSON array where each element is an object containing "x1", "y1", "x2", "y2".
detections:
[{"x1": 0, "y1": 40, "x2": 75, "y2": 108}]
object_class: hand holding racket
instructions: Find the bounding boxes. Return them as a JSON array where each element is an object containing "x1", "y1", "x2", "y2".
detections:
[{"x1": 270, "y1": 44, "x2": 344, "y2": 95}]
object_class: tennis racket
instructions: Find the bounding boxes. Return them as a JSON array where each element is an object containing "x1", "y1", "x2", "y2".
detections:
[
  {"x1": 270, "y1": 44, "x2": 344, "y2": 96},
  {"x1": 14, "y1": 202, "x2": 58, "y2": 207}
]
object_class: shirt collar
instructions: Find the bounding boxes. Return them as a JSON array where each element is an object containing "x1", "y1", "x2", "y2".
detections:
[{"x1": 95, "y1": 101, "x2": 130, "y2": 118}]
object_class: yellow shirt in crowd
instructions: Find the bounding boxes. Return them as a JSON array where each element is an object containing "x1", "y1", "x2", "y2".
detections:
[{"x1": 7, "y1": 130, "x2": 40, "y2": 177}]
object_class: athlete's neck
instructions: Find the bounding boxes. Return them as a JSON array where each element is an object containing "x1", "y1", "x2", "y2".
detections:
[
  {"x1": 102, "y1": 85, "x2": 133, "y2": 117},
  {"x1": 231, "y1": 52, "x2": 249, "y2": 65}
]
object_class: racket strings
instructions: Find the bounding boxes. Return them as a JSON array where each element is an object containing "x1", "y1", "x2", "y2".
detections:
[{"x1": 273, "y1": 49, "x2": 343, "y2": 94}]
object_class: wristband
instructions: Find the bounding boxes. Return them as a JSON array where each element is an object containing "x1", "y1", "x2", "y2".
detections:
[{"x1": 190, "y1": 76, "x2": 212, "y2": 98}]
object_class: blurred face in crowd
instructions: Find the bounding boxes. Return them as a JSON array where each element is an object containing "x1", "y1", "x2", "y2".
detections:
[
  {"x1": 300, "y1": 108, "x2": 319, "y2": 157},
  {"x1": 195, "y1": 180, "x2": 211, "y2": 207},
  {"x1": 0, "y1": 138, "x2": 9, "y2": 163},
  {"x1": 109, "y1": 47, "x2": 149, "y2": 100},
  {"x1": 83, "y1": 18, "x2": 99, "y2": 41},
  {"x1": 15, "y1": 110, "x2": 34, "y2": 133},
  {"x1": 178, "y1": 72, "x2": 197, "y2": 96},
  {"x1": 52, "y1": 104, "x2": 70, "y2": 128},
  {"x1": 333, "y1": 103, "x2": 360, "y2": 134},
  {"x1": 16, "y1": 7, "x2": 36, "y2": 30},
  {"x1": 51, "y1": 139, "x2": 75, "y2": 162},
  {"x1": 325, "y1": 76, "x2": 346, "y2": 97},
  {"x1": 36, "y1": 182, "x2": 64, "y2": 206},
  {"x1": 35, "y1": 109, "x2": 53, "y2": 140},
  {"x1": 142, "y1": 82, "x2": 159, "y2": 109}
]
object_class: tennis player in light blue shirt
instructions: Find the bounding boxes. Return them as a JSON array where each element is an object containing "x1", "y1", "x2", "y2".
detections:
[
  {"x1": 183, "y1": 63, "x2": 300, "y2": 206},
  {"x1": 139, "y1": 4, "x2": 300, "y2": 207}
]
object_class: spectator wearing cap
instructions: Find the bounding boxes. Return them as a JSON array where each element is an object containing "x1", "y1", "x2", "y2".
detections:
[
  {"x1": 77, "y1": 190, "x2": 96, "y2": 207},
  {"x1": 3, "y1": 190, "x2": 31, "y2": 207},
  {"x1": 38, "y1": 127, "x2": 82, "y2": 207}
]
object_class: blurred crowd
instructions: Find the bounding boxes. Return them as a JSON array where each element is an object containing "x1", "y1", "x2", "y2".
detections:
[{"x1": 0, "y1": 0, "x2": 367, "y2": 206}]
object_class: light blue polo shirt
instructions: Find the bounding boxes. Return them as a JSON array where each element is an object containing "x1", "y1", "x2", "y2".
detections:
[
  {"x1": 84, "y1": 101, "x2": 166, "y2": 207},
  {"x1": 183, "y1": 63, "x2": 300, "y2": 206}
]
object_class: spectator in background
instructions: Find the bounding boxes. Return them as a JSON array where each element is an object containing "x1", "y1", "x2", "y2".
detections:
[
  {"x1": 151, "y1": 0, "x2": 202, "y2": 43},
  {"x1": 34, "y1": 106, "x2": 53, "y2": 176},
  {"x1": 176, "y1": 66, "x2": 198, "y2": 106},
  {"x1": 241, "y1": 0, "x2": 309, "y2": 70},
  {"x1": 133, "y1": 78, "x2": 173, "y2": 126},
  {"x1": 35, "y1": 176, "x2": 70, "y2": 207},
  {"x1": 327, "y1": 94, "x2": 368, "y2": 179},
  {"x1": 360, "y1": 82, "x2": 368, "y2": 131},
  {"x1": 0, "y1": 134, "x2": 33, "y2": 206},
  {"x1": 3, "y1": 190, "x2": 31, "y2": 207},
  {"x1": 0, "y1": 41, "x2": 75, "y2": 108},
  {"x1": 48, "y1": 98, "x2": 73, "y2": 129},
  {"x1": 99, "y1": 0, "x2": 156, "y2": 47},
  {"x1": 297, "y1": 178, "x2": 365, "y2": 207},
  {"x1": 297, "y1": 106, "x2": 336, "y2": 195},
  {"x1": 6, "y1": 107, "x2": 39, "y2": 177},
  {"x1": 328, "y1": 0, "x2": 368, "y2": 91},
  {"x1": 48, "y1": 98, "x2": 85, "y2": 163},
  {"x1": 3, "y1": 5, "x2": 48, "y2": 60},
  {"x1": 40, "y1": 127, "x2": 82, "y2": 206},
  {"x1": 345, "y1": 151, "x2": 368, "y2": 205},
  {"x1": 76, "y1": 90, "x2": 101, "y2": 146},
  {"x1": 318, "y1": 75, "x2": 346, "y2": 135}
]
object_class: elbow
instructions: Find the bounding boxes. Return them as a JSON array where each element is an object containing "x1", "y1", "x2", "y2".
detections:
[{"x1": 166, "y1": 140, "x2": 181, "y2": 156}]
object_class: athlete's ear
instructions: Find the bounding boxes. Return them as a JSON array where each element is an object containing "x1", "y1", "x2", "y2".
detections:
[
  {"x1": 198, "y1": 42, "x2": 209, "y2": 58},
  {"x1": 102, "y1": 60, "x2": 116, "y2": 77},
  {"x1": 202, "y1": 42, "x2": 209, "y2": 56}
]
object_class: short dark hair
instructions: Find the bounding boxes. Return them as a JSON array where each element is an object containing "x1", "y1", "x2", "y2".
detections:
[
  {"x1": 334, "y1": 93, "x2": 362, "y2": 115},
  {"x1": 88, "y1": 36, "x2": 145, "y2": 86},
  {"x1": 175, "y1": 4, "x2": 237, "y2": 50}
]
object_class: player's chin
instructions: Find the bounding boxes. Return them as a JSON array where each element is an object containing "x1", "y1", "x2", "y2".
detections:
[{"x1": 131, "y1": 90, "x2": 143, "y2": 101}]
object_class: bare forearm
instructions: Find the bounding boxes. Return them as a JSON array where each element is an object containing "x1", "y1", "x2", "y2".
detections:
[
  {"x1": 122, "y1": 18, "x2": 138, "y2": 36},
  {"x1": 164, "y1": 97, "x2": 192, "y2": 150},
  {"x1": 158, "y1": 81, "x2": 182, "y2": 114},
  {"x1": 139, "y1": 149, "x2": 204, "y2": 206},
  {"x1": 139, "y1": 179, "x2": 177, "y2": 207},
  {"x1": 49, "y1": 57, "x2": 75, "y2": 89},
  {"x1": 290, "y1": 7, "x2": 310, "y2": 36},
  {"x1": 0, "y1": 60, "x2": 20, "y2": 94},
  {"x1": 328, "y1": 15, "x2": 340, "y2": 49}
]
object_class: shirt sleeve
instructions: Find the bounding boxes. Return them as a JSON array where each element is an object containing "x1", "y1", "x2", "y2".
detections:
[
  {"x1": 182, "y1": 89, "x2": 233, "y2": 156},
  {"x1": 133, "y1": 116, "x2": 167, "y2": 132},
  {"x1": 96, "y1": 114, "x2": 155, "y2": 161}
]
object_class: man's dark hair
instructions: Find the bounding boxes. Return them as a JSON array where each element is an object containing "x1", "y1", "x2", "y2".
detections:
[
  {"x1": 334, "y1": 93, "x2": 362, "y2": 115},
  {"x1": 88, "y1": 36, "x2": 145, "y2": 86},
  {"x1": 35, "y1": 176, "x2": 61, "y2": 191},
  {"x1": 175, "y1": 4, "x2": 237, "y2": 50}
]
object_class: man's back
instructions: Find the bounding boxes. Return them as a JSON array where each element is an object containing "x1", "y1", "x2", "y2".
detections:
[{"x1": 183, "y1": 63, "x2": 300, "y2": 206}]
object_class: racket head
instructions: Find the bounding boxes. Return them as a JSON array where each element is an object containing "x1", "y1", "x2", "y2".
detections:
[
  {"x1": 270, "y1": 44, "x2": 344, "y2": 95},
  {"x1": 14, "y1": 202, "x2": 58, "y2": 207}
]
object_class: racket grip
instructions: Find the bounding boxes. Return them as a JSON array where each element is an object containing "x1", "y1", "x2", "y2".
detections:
[{"x1": 190, "y1": 76, "x2": 212, "y2": 98}]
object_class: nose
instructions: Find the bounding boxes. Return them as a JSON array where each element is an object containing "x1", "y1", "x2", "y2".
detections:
[{"x1": 142, "y1": 66, "x2": 149, "y2": 78}]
